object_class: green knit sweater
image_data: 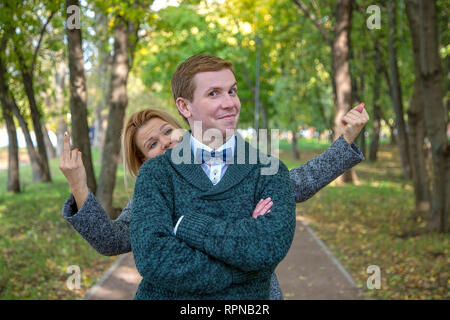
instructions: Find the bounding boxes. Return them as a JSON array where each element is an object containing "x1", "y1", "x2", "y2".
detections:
[{"x1": 130, "y1": 132, "x2": 296, "y2": 299}]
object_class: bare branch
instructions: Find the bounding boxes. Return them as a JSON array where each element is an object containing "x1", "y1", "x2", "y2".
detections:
[
  {"x1": 31, "y1": 9, "x2": 56, "y2": 75},
  {"x1": 292, "y1": 0, "x2": 333, "y2": 46}
]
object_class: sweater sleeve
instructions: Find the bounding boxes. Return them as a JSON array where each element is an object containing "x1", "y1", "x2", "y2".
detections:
[
  {"x1": 62, "y1": 191, "x2": 132, "y2": 256},
  {"x1": 130, "y1": 158, "x2": 260, "y2": 295},
  {"x1": 289, "y1": 134, "x2": 365, "y2": 203},
  {"x1": 175, "y1": 161, "x2": 297, "y2": 272}
]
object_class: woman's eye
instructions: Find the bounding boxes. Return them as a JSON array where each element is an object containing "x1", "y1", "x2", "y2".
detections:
[
  {"x1": 149, "y1": 141, "x2": 157, "y2": 149},
  {"x1": 165, "y1": 128, "x2": 173, "y2": 135}
]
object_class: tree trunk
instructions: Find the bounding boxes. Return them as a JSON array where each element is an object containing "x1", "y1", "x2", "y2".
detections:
[
  {"x1": 389, "y1": 123, "x2": 397, "y2": 145},
  {"x1": 369, "y1": 108, "x2": 381, "y2": 162},
  {"x1": 388, "y1": 0, "x2": 412, "y2": 179},
  {"x1": 42, "y1": 125, "x2": 56, "y2": 159},
  {"x1": 16, "y1": 53, "x2": 52, "y2": 182},
  {"x1": 407, "y1": 78, "x2": 431, "y2": 216},
  {"x1": 405, "y1": 0, "x2": 449, "y2": 232},
  {"x1": 66, "y1": 0, "x2": 97, "y2": 194},
  {"x1": 8, "y1": 94, "x2": 43, "y2": 183},
  {"x1": 332, "y1": 0, "x2": 354, "y2": 184},
  {"x1": 369, "y1": 41, "x2": 382, "y2": 162},
  {"x1": 0, "y1": 46, "x2": 43, "y2": 183},
  {"x1": 0, "y1": 76, "x2": 20, "y2": 192},
  {"x1": 56, "y1": 116, "x2": 68, "y2": 157},
  {"x1": 96, "y1": 16, "x2": 130, "y2": 218},
  {"x1": 291, "y1": 130, "x2": 300, "y2": 160},
  {"x1": 93, "y1": 12, "x2": 111, "y2": 149},
  {"x1": 54, "y1": 51, "x2": 67, "y2": 157}
]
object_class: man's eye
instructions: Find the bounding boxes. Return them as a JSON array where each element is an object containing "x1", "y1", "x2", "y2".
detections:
[
  {"x1": 209, "y1": 91, "x2": 217, "y2": 97},
  {"x1": 229, "y1": 88, "x2": 237, "y2": 95}
]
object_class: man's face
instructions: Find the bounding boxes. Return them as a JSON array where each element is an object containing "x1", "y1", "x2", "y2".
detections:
[{"x1": 185, "y1": 69, "x2": 241, "y2": 142}]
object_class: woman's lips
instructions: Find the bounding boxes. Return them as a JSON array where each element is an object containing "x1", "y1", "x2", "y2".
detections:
[{"x1": 219, "y1": 115, "x2": 235, "y2": 120}]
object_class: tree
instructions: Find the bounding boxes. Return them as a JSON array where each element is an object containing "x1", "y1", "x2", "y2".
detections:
[
  {"x1": 388, "y1": 0, "x2": 411, "y2": 179},
  {"x1": 7, "y1": 1, "x2": 57, "y2": 183},
  {"x1": 293, "y1": 0, "x2": 356, "y2": 183},
  {"x1": 405, "y1": 0, "x2": 449, "y2": 232},
  {"x1": 65, "y1": 0, "x2": 97, "y2": 194},
  {"x1": 96, "y1": 15, "x2": 134, "y2": 218},
  {"x1": 0, "y1": 35, "x2": 20, "y2": 192}
]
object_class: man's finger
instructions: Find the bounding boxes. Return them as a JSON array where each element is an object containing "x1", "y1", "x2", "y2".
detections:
[
  {"x1": 254, "y1": 198, "x2": 271, "y2": 214},
  {"x1": 258, "y1": 201, "x2": 274, "y2": 216}
]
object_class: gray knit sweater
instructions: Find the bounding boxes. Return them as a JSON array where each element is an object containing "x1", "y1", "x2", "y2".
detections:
[{"x1": 62, "y1": 134, "x2": 364, "y2": 299}]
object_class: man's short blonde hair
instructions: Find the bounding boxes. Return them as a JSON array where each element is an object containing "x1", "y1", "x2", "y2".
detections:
[{"x1": 171, "y1": 54, "x2": 235, "y2": 123}]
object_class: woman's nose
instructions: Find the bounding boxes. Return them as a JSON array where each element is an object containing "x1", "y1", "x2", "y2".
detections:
[{"x1": 161, "y1": 136, "x2": 171, "y2": 149}]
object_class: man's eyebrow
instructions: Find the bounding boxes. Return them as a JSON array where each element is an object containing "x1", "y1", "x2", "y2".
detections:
[{"x1": 204, "y1": 82, "x2": 237, "y2": 93}]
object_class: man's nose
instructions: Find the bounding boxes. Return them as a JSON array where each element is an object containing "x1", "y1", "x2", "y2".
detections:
[{"x1": 222, "y1": 94, "x2": 236, "y2": 108}]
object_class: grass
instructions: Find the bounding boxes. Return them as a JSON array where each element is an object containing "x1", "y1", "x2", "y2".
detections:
[
  {"x1": 0, "y1": 137, "x2": 448, "y2": 299},
  {"x1": 0, "y1": 147, "x2": 129, "y2": 299},
  {"x1": 279, "y1": 139, "x2": 449, "y2": 300}
]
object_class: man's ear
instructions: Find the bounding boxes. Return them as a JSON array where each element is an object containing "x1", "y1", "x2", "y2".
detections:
[{"x1": 176, "y1": 97, "x2": 192, "y2": 120}]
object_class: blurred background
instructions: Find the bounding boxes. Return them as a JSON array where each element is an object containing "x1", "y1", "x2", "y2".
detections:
[{"x1": 0, "y1": 0, "x2": 448, "y2": 300}]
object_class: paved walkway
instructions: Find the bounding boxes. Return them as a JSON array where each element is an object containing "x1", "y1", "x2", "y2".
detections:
[{"x1": 84, "y1": 216, "x2": 365, "y2": 300}]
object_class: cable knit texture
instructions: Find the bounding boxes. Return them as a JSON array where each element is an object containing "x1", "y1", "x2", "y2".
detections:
[
  {"x1": 130, "y1": 132, "x2": 296, "y2": 299},
  {"x1": 289, "y1": 135, "x2": 365, "y2": 202}
]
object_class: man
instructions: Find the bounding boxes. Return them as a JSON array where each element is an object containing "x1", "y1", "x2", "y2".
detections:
[{"x1": 130, "y1": 54, "x2": 369, "y2": 300}]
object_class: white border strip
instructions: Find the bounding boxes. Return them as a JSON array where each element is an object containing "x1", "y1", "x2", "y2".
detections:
[{"x1": 83, "y1": 253, "x2": 129, "y2": 300}]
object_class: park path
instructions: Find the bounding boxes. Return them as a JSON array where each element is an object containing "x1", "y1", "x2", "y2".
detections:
[{"x1": 83, "y1": 215, "x2": 365, "y2": 300}]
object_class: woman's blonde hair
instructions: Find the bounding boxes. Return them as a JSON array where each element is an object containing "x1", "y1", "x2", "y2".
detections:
[{"x1": 121, "y1": 108, "x2": 184, "y2": 198}]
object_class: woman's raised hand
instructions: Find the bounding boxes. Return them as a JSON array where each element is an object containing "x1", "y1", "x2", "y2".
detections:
[
  {"x1": 252, "y1": 198, "x2": 273, "y2": 219},
  {"x1": 58, "y1": 132, "x2": 89, "y2": 209}
]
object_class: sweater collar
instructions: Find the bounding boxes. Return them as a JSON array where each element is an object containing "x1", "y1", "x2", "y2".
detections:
[{"x1": 166, "y1": 130, "x2": 257, "y2": 194}]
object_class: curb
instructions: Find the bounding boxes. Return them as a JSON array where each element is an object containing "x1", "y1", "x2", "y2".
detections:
[
  {"x1": 303, "y1": 223, "x2": 367, "y2": 299},
  {"x1": 83, "y1": 254, "x2": 129, "y2": 300}
]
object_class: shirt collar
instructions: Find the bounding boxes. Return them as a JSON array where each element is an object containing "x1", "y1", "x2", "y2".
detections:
[{"x1": 190, "y1": 133, "x2": 236, "y2": 159}]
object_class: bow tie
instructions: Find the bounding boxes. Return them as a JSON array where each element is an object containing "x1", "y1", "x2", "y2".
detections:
[{"x1": 197, "y1": 147, "x2": 233, "y2": 164}]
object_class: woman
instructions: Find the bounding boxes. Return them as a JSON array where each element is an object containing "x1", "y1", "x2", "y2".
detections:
[{"x1": 60, "y1": 108, "x2": 279, "y2": 298}]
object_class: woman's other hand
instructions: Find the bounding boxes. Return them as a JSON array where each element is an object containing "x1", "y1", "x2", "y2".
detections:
[
  {"x1": 58, "y1": 132, "x2": 89, "y2": 210},
  {"x1": 252, "y1": 198, "x2": 273, "y2": 218},
  {"x1": 341, "y1": 102, "x2": 370, "y2": 144}
]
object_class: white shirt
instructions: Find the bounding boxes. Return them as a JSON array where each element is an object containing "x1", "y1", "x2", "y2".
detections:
[
  {"x1": 190, "y1": 133, "x2": 236, "y2": 185},
  {"x1": 174, "y1": 133, "x2": 236, "y2": 235}
]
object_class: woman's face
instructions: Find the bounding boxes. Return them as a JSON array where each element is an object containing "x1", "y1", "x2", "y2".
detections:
[{"x1": 135, "y1": 117, "x2": 181, "y2": 160}]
